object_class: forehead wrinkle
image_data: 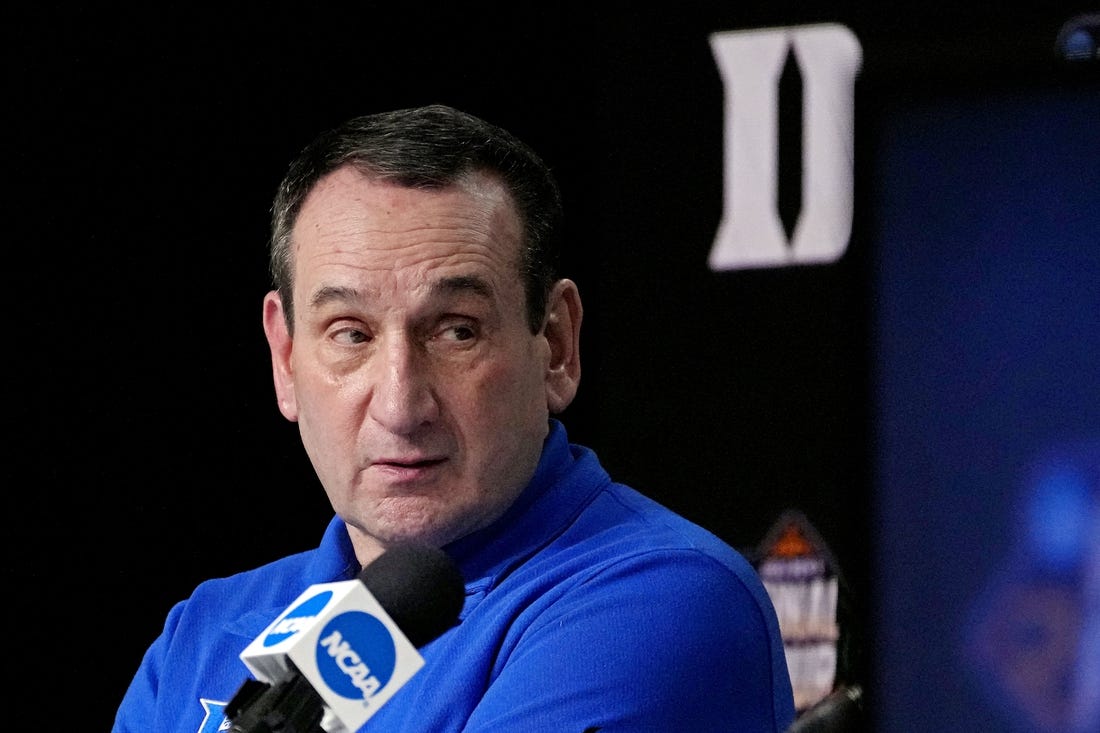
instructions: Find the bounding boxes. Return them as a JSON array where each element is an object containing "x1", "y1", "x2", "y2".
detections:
[
  {"x1": 300, "y1": 215, "x2": 513, "y2": 277},
  {"x1": 430, "y1": 274, "x2": 493, "y2": 301},
  {"x1": 307, "y1": 272, "x2": 494, "y2": 314},
  {"x1": 293, "y1": 169, "x2": 525, "y2": 313}
]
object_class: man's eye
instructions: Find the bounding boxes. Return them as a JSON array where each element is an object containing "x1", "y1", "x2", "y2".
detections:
[
  {"x1": 332, "y1": 327, "x2": 371, "y2": 345},
  {"x1": 445, "y1": 325, "x2": 476, "y2": 341},
  {"x1": 432, "y1": 320, "x2": 478, "y2": 343}
]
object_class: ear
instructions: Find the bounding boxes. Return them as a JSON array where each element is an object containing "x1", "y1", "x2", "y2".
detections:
[
  {"x1": 542, "y1": 279, "x2": 583, "y2": 414},
  {"x1": 262, "y1": 290, "x2": 300, "y2": 422}
]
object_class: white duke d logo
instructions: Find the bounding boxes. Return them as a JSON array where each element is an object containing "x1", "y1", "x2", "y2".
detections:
[{"x1": 709, "y1": 24, "x2": 862, "y2": 270}]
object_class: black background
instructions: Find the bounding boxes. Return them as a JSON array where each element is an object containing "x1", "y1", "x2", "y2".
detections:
[{"x1": 8, "y1": 3, "x2": 1096, "y2": 729}]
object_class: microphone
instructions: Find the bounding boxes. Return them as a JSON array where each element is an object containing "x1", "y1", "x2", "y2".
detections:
[
  {"x1": 225, "y1": 543, "x2": 465, "y2": 733},
  {"x1": 785, "y1": 684, "x2": 864, "y2": 733}
]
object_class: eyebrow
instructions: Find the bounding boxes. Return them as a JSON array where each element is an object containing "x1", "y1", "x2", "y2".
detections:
[{"x1": 310, "y1": 285, "x2": 361, "y2": 309}]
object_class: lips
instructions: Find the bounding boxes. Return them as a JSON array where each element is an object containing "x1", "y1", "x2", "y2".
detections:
[
  {"x1": 374, "y1": 455, "x2": 445, "y2": 468},
  {"x1": 369, "y1": 456, "x2": 448, "y2": 482},
  {"x1": 378, "y1": 458, "x2": 445, "y2": 469}
]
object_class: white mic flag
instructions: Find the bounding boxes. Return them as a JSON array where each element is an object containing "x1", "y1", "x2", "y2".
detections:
[
  {"x1": 228, "y1": 544, "x2": 465, "y2": 733},
  {"x1": 238, "y1": 578, "x2": 424, "y2": 731}
]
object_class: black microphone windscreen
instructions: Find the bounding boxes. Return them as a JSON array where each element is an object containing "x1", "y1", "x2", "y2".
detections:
[
  {"x1": 785, "y1": 684, "x2": 864, "y2": 733},
  {"x1": 357, "y1": 543, "x2": 465, "y2": 648}
]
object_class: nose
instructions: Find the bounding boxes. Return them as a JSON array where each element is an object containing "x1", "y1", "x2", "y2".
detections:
[{"x1": 367, "y1": 334, "x2": 439, "y2": 435}]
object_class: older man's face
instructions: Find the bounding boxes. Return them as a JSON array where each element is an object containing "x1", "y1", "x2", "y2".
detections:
[{"x1": 263, "y1": 166, "x2": 564, "y2": 562}]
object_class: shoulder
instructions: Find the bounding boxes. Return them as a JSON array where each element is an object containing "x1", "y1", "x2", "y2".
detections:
[
  {"x1": 511, "y1": 480, "x2": 782, "y2": 641},
  {"x1": 160, "y1": 548, "x2": 324, "y2": 642},
  {"x1": 473, "y1": 488, "x2": 794, "y2": 731},
  {"x1": 173, "y1": 515, "x2": 355, "y2": 624},
  {"x1": 189, "y1": 549, "x2": 316, "y2": 602},
  {"x1": 573, "y1": 482, "x2": 768, "y2": 593}
]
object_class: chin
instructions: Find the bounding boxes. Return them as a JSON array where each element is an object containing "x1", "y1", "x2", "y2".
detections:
[{"x1": 371, "y1": 510, "x2": 462, "y2": 549}]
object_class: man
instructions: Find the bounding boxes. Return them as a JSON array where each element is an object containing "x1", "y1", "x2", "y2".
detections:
[{"x1": 113, "y1": 104, "x2": 795, "y2": 732}]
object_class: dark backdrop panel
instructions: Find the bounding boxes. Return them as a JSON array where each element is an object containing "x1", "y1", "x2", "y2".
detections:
[{"x1": 870, "y1": 74, "x2": 1100, "y2": 732}]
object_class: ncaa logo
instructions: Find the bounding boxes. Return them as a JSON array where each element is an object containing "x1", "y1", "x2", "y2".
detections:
[
  {"x1": 316, "y1": 612, "x2": 397, "y2": 701},
  {"x1": 263, "y1": 590, "x2": 334, "y2": 647},
  {"x1": 709, "y1": 23, "x2": 862, "y2": 270}
]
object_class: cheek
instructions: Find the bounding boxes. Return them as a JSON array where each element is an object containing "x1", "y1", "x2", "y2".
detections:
[
  {"x1": 466, "y1": 351, "x2": 550, "y2": 441},
  {"x1": 468, "y1": 346, "x2": 545, "y2": 407},
  {"x1": 294, "y1": 367, "x2": 367, "y2": 455}
]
